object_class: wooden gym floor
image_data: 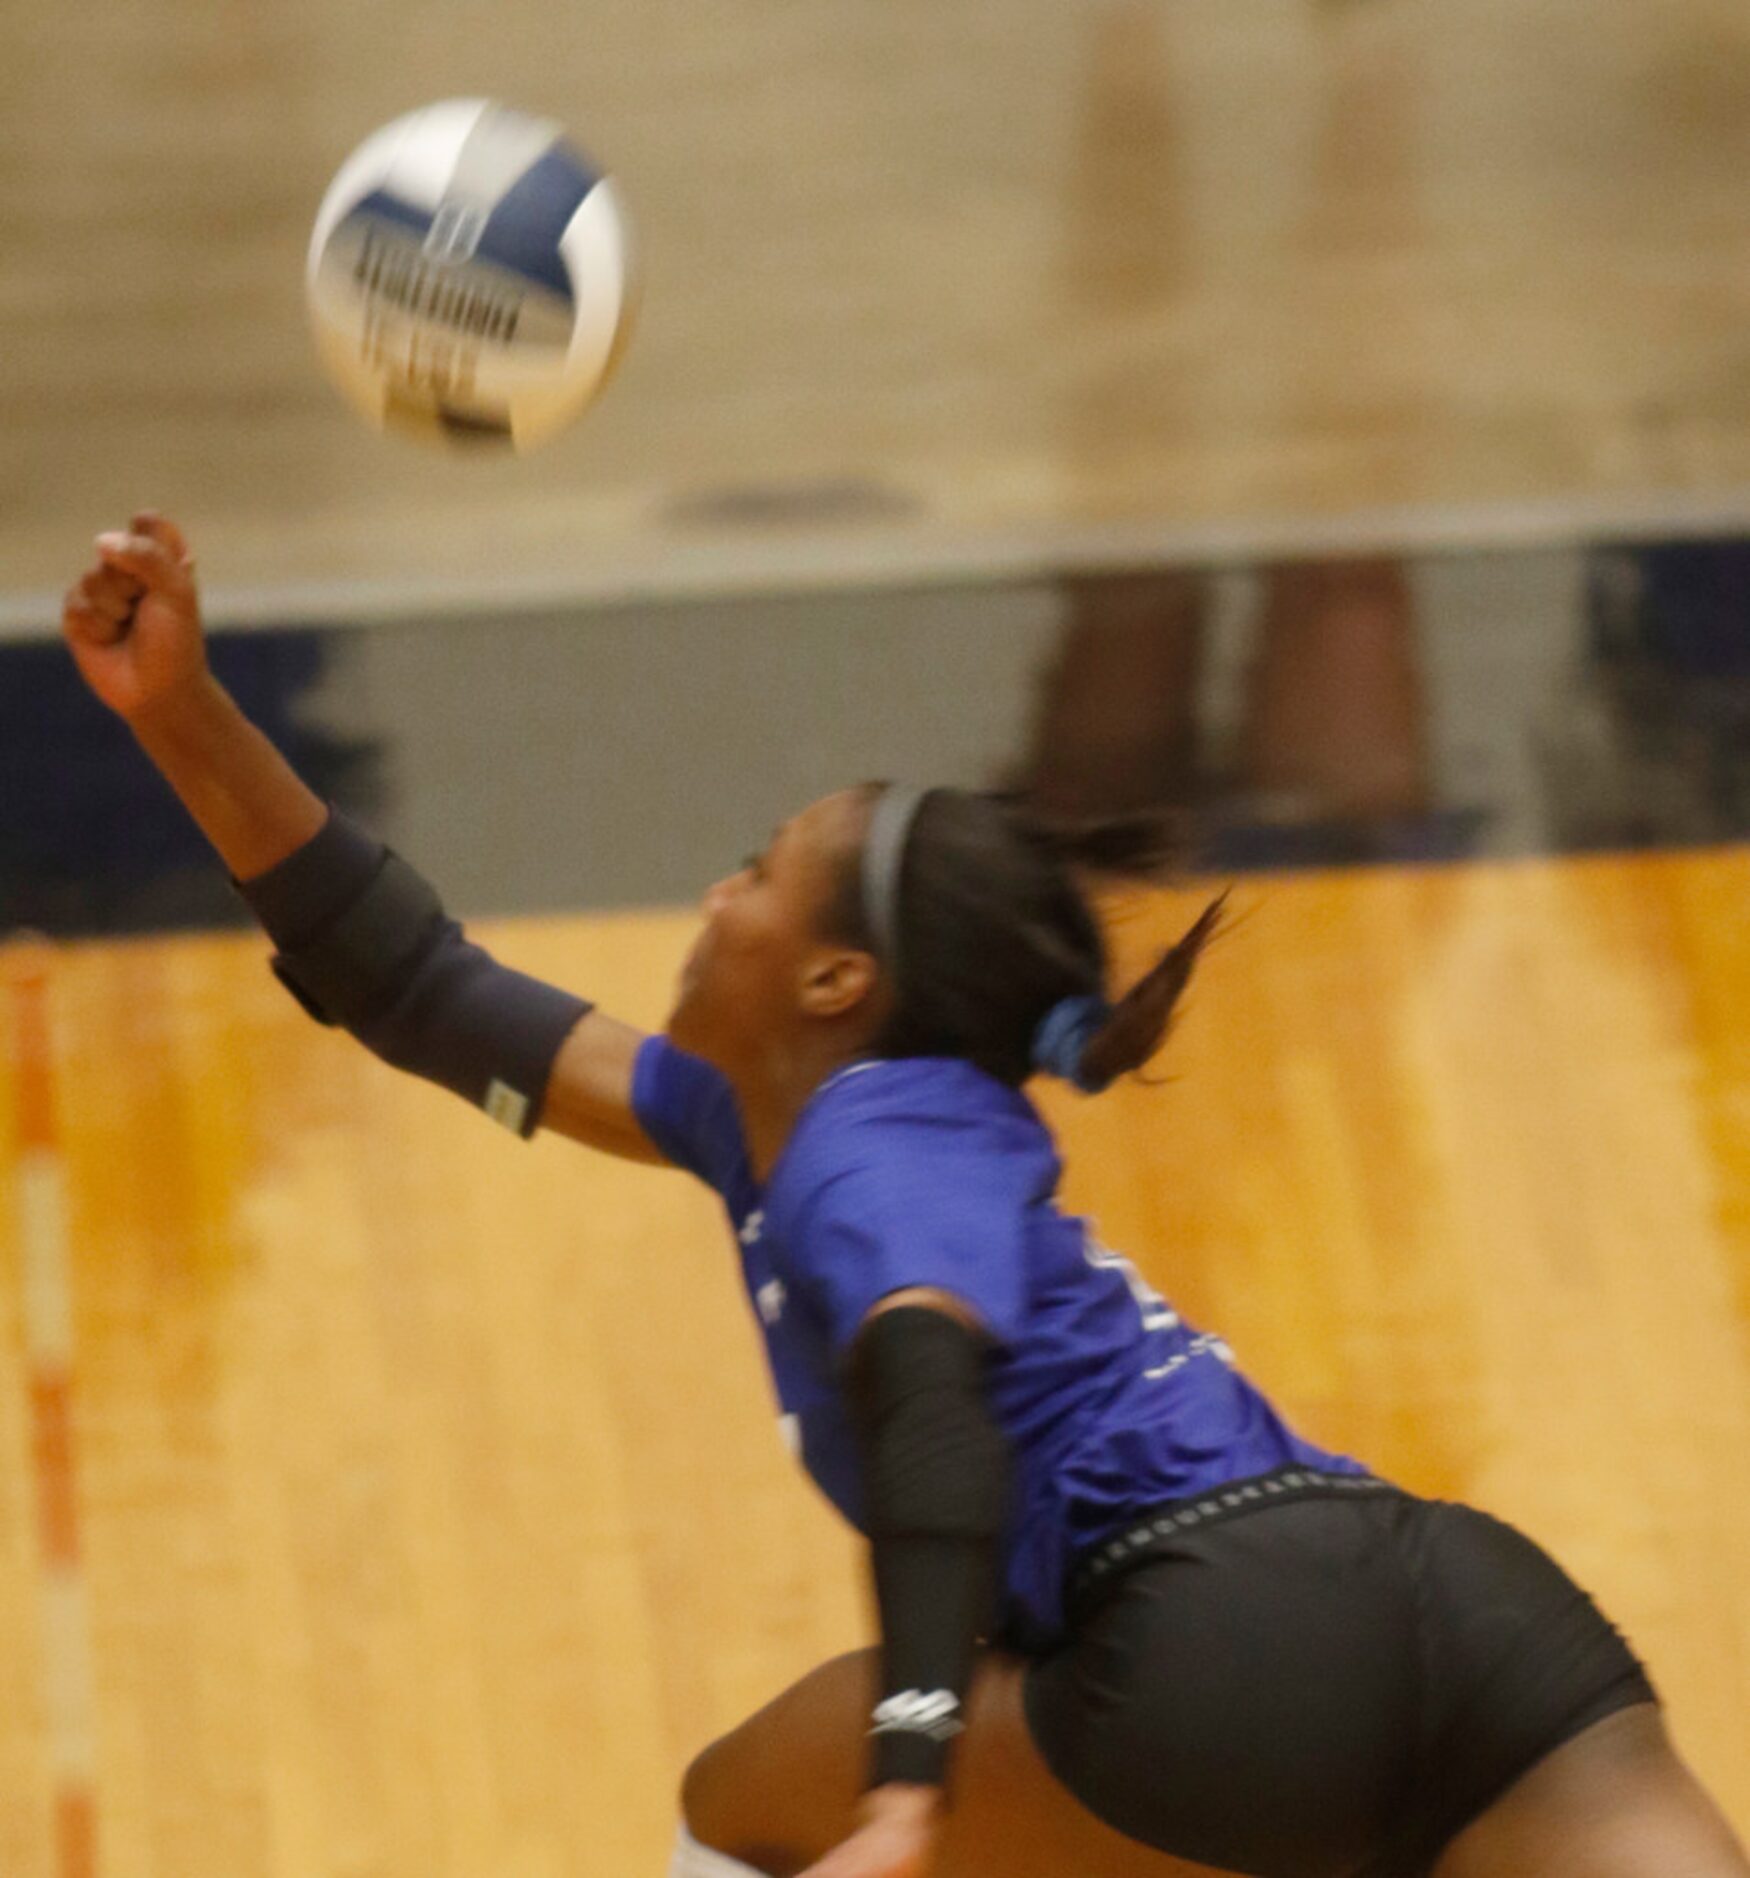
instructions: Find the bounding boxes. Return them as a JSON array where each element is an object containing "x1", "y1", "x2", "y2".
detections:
[{"x1": 0, "y1": 848, "x2": 1746, "y2": 1876}]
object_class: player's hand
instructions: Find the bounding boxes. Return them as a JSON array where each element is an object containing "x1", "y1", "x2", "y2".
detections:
[
  {"x1": 796, "y1": 1785, "x2": 941, "y2": 1878},
  {"x1": 61, "y1": 512, "x2": 209, "y2": 724}
]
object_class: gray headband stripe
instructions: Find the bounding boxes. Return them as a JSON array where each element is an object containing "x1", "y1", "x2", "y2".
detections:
[{"x1": 861, "y1": 784, "x2": 930, "y2": 972}]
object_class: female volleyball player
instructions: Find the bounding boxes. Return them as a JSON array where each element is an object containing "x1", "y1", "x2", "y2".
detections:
[{"x1": 63, "y1": 516, "x2": 1749, "y2": 1878}]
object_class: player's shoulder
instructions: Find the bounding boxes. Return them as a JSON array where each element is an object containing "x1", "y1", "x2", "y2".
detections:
[
  {"x1": 632, "y1": 1033, "x2": 750, "y2": 1194},
  {"x1": 770, "y1": 1055, "x2": 1056, "y2": 1221},
  {"x1": 635, "y1": 1032, "x2": 737, "y2": 1114}
]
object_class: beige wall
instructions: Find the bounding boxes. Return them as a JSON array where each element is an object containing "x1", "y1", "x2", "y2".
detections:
[{"x1": 9, "y1": 0, "x2": 1750, "y2": 615}]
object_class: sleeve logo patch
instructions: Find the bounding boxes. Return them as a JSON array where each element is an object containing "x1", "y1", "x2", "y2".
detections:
[
  {"x1": 484, "y1": 1079, "x2": 530, "y2": 1135},
  {"x1": 869, "y1": 1689, "x2": 964, "y2": 1742}
]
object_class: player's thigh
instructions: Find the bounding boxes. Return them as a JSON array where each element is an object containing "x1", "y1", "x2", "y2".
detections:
[
  {"x1": 1432, "y1": 1705, "x2": 1750, "y2": 1878},
  {"x1": 681, "y1": 1646, "x2": 1235, "y2": 1878}
]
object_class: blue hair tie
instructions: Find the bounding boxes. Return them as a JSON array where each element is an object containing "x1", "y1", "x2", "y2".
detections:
[{"x1": 1031, "y1": 992, "x2": 1113, "y2": 1092}]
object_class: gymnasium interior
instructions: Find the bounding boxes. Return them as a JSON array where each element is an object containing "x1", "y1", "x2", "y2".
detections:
[{"x1": 2, "y1": 3, "x2": 1748, "y2": 1871}]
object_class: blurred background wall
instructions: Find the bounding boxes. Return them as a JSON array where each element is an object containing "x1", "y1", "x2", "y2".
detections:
[{"x1": 9, "y1": 0, "x2": 1750, "y2": 622}]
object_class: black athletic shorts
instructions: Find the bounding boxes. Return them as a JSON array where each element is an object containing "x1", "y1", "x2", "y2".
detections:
[{"x1": 1022, "y1": 1470, "x2": 1656, "y2": 1877}]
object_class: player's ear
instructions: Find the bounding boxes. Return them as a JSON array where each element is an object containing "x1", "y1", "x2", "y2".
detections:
[{"x1": 799, "y1": 945, "x2": 879, "y2": 1021}]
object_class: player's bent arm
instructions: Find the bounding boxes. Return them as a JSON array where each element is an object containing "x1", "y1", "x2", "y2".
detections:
[
  {"x1": 131, "y1": 673, "x2": 664, "y2": 1160},
  {"x1": 133, "y1": 676, "x2": 668, "y2": 1161},
  {"x1": 63, "y1": 518, "x2": 671, "y2": 1168}
]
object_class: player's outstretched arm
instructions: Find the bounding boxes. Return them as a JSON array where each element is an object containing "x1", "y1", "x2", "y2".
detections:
[{"x1": 62, "y1": 514, "x2": 667, "y2": 1165}]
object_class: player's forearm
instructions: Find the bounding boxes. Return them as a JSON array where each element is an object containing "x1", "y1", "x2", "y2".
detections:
[
  {"x1": 850, "y1": 1307, "x2": 1011, "y2": 1795},
  {"x1": 127, "y1": 673, "x2": 329, "y2": 883}
]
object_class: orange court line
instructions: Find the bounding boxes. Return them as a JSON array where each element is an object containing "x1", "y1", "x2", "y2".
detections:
[
  {"x1": 54, "y1": 1788, "x2": 97, "y2": 1878},
  {"x1": 10, "y1": 959, "x2": 55, "y2": 1152},
  {"x1": 7, "y1": 964, "x2": 100, "y2": 1878},
  {"x1": 29, "y1": 1374, "x2": 80, "y2": 1570}
]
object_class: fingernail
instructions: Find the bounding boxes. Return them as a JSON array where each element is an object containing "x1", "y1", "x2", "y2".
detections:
[{"x1": 96, "y1": 531, "x2": 126, "y2": 550}]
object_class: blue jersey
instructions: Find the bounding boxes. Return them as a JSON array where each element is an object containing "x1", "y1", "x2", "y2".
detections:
[{"x1": 632, "y1": 1037, "x2": 1367, "y2": 1645}]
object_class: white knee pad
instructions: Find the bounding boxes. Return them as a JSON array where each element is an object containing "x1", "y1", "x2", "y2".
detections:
[{"x1": 668, "y1": 1825, "x2": 765, "y2": 1876}]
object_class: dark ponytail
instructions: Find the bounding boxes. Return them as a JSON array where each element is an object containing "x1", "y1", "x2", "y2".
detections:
[
  {"x1": 1074, "y1": 888, "x2": 1227, "y2": 1092},
  {"x1": 829, "y1": 784, "x2": 1227, "y2": 1094}
]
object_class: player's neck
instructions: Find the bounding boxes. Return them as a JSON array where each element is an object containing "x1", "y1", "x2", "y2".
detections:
[{"x1": 732, "y1": 1036, "x2": 868, "y2": 1183}]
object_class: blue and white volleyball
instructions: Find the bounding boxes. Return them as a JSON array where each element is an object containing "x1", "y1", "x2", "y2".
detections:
[{"x1": 306, "y1": 100, "x2": 635, "y2": 451}]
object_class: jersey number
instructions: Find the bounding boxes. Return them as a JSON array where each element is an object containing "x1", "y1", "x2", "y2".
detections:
[{"x1": 1083, "y1": 1230, "x2": 1178, "y2": 1333}]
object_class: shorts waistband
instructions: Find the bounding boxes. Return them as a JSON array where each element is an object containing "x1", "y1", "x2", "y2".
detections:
[{"x1": 1068, "y1": 1467, "x2": 1398, "y2": 1614}]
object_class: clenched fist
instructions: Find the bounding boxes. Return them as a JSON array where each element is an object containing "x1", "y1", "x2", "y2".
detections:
[{"x1": 62, "y1": 511, "x2": 208, "y2": 724}]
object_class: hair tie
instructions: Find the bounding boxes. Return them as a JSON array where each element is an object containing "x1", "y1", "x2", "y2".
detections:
[{"x1": 1031, "y1": 992, "x2": 1113, "y2": 1092}]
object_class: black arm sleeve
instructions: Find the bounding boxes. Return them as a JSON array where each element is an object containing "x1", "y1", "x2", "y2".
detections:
[
  {"x1": 232, "y1": 806, "x2": 385, "y2": 950},
  {"x1": 847, "y1": 1305, "x2": 1012, "y2": 1792},
  {"x1": 233, "y1": 807, "x2": 592, "y2": 1138}
]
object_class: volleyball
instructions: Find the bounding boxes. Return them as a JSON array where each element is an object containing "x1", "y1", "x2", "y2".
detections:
[{"x1": 306, "y1": 99, "x2": 635, "y2": 452}]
